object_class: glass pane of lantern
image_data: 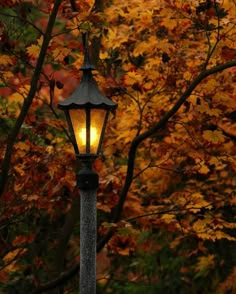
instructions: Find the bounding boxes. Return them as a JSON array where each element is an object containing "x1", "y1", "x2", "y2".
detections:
[
  {"x1": 90, "y1": 109, "x2": 107, "y2": 154},
  {"x1": 69, "y1": 109, "x2": 86, "y2": 154}
]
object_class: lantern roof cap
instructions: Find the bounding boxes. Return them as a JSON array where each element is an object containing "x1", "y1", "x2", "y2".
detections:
[{"x1": 58, "y1": 33, "x2": 117, "y2": 110}]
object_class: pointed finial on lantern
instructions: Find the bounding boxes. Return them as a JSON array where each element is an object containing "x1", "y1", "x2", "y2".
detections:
[{"x1": 80, "y1": 32, "x2": 95, "y2": 71}]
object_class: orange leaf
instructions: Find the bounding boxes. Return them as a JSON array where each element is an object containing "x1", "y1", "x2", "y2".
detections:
[
  {"x1": 52, "y1": 47, "x2": 71, "y2": 62},
  {"x1": 198, "y1": 164, "x2": 210, "y2": 175}
]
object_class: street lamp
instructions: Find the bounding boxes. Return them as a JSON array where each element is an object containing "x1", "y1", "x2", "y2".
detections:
[{"x1": 58, "y1": 33, "x2": 117, "y2": 294}]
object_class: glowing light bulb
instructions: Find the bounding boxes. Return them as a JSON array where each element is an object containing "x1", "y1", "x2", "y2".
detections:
[{"x1": 79, "y1": 127, "x2": 98, "y2": 146}]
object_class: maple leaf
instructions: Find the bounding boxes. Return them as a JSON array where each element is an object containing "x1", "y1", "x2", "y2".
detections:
[
  {"x1": 52, "y1": 47, "x2": 71, "y2": 62},
  {"x1": 0, "y1": 54, "x2": 14, "y2": 66},
  {"x1": 105, "y1": 27, "x2": 129, "y2": 49},
  {"x1": 26, "y1": 36, "x2": 43, "y2": 58},
  {"x1": 196, "y1": 102, "x2": 222, "y2": 117},
  {"x1": 161, "y1": 213, "x2": 176, "y2": 224},
  {"x1": 123, "y1": 71, "x2": 143, "y2": 86},
  {"x1": 195, "y1": 254, "x2": 215, "y2": 277},
  {"x1": 26, "y1": 44, "x2": 41, "y2": 58},
  {"x1": 203, "y1": 130, "x2": 225, "y2": 144},
  {"x1": 186, "y1": 192, "x2": 212, "y2": 211}
]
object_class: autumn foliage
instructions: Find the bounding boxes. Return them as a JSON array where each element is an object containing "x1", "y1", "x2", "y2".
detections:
[{"x1": 0, "y1": 0, "x2": 236, "y2": 293}]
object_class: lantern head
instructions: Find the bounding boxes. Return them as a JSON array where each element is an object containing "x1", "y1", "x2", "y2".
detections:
[{"x1": 58, "y1": 33, "x2": 117, "y2": 158}]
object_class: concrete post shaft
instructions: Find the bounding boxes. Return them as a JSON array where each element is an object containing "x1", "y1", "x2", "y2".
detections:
[{"x1": 79, "y1": 188, "x2": 97, "y2": 294}]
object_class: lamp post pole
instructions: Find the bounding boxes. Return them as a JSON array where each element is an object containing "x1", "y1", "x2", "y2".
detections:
[
  {"x1": 58, "y1": 33, "x2": 117, "y2": 294},
  {"x1": 77, "y1": 159, "x2": 98, "y2": 294}
]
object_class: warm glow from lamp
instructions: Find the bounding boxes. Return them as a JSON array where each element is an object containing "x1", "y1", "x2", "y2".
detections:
[{"x1": 79, "y1": 127, "x2": 98, "y2": 147}]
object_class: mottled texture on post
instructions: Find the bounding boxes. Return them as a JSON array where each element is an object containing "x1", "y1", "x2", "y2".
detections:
[{"x1": 80, "y1": 189, "x2": 97, "y2": 294}]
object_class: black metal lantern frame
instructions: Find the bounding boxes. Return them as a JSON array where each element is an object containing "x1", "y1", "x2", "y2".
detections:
[{"x1": 58, "y1": 33, "x2": 117, "y2": 160}]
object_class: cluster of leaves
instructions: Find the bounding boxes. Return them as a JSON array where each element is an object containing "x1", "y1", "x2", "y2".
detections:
[{"x1": 0, "y1": 0, "x2": 236, "y2": 293}]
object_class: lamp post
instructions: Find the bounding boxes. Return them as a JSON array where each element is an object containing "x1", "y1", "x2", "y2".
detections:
[{"x1": 58, "y1": 33, "x2": 117, "y2": 294}]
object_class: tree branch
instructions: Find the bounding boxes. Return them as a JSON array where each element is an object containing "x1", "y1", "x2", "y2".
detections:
[
  {"x1": 34, "y1": 263, "x2": 80, "y2": 293},
  {"x1": 69, "y1": 0, "x2": 77, "y2": 11},
  {"x1": 112, "y1": 59, "x2": 236, "y2": 222},
  {"x1": 0, "y1": 0, "x2": 63, "y2": 197}
]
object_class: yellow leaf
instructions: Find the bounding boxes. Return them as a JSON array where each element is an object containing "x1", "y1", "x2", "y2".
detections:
[
  {"x1": 161, "y1": 18, "x2": 177, "y2": 30},
  {"x1": 0, "y1": 71, "x2": 14, "y2": 81},
  {"x1": 3, "y1": 248, "x2": 27, "y2": 273},
  {"x1": 4, "y1": 262, "x2": 19, "y2": 273},
  {"x1": 203, "y1": 130, "x2": 225, "y2": 144},
  {"x1": 133, "y1": 36, "x2": 158, "y2": 57},
  {"x1": 209, "y1": 157, "x2": 226, "y2": 170},
  {"x1": 0, "y1": 55, "x2": 14, "y2": 66},
  {"x1": 198, "y1": 164, "x2": 210, "y2": 175},
  {"x1": 195, "y1": 254, "x2": 215, "y2": 273},
  {"x1": 183, "y1": 71, "x2": 192, "y2": 80},
  {"x1": 143, "y1": 80, "x2": 154, "y2": 90},
  {"x1": 213, "y1": 91, "x2": 235, "y2": 108},
  {"x1": 187, "y1": 192, "x2": 212, "y2": 211},
  {"x1": 3, "y1": 249, "x2": 22, "y2": 263},
  {"x1": 161, "y1": 214, "x2": 176, "y2": 224},
  {"x1": 214, "y1": 231, "x2": 236, "y2": 241},
  {"x1": 26, "y1": 44, "x2": 41, "y2": 58},
  {"x1": 8, "y1": 85, "x2": 30, "y2": 104},
  {"x1": 37, "y1": 35, "x2": 44, "y2": 46},
  {"x1": 16, "y1": 142, "x2": 30, "y2": 152},
  {"x1": 8, "y1": 92, "x2": 24, "y2": 105},
  {"x1": 208, "y1": 108, "x2": 222, "y2": 117},
  {"x1": 170, "y1": 236, "x2": 182, "y2": 249},
  {"x1": 124, "y1": 71, "x2": 142, "y2": 86},
  {"x1": 193, "y1": 218, "x2": 210, "y2": 233},
  {"x1": 196, "y1": 102, "x2": 222, "y2": 117},
  {"x1": 99, "y1": 51, "x2": 109, "y2": 59},
  {"x1": 117, "y1": 247, "x2": 130, "y2": 256},
  {"x1": 104, "y1": 27, "x2": 129, "y2": 49},
  {"x1": 203, "y1": 78, "x2": 218, "y2": 92},
  {"x1": 26, "y1": 36, "x2": 43, "y2": 58}
]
